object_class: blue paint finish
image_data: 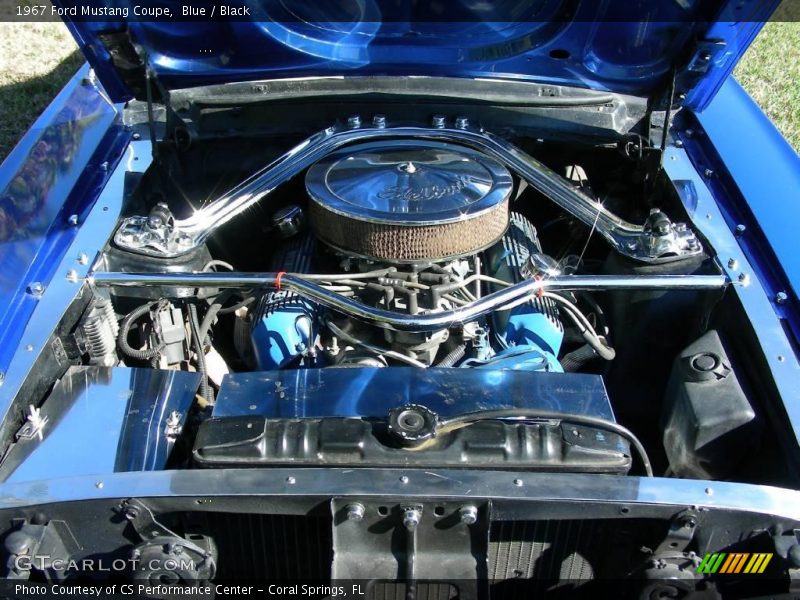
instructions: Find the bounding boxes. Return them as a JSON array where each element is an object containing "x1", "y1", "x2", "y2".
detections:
[
  {"x1": 3, "y1": 367, "x2": 200, "y2": 483},
  {"x1": 681, "y1": 0, "x2": 778, "y2": 112},
  {"x1": 251, "y1": 302, "x2": 314, "y2": 370},
  {"x1": 689, "y1": 77, "x2": 800, "y2": 328},
  {"x1": 504, "y1": 309, "x2": 563, "y2": 358},
  {"x1": 212, "y1": 368, "x2": 609, "y2": 420},
  {"x1": 0, "y1": 64, "x2": 126, "y2": 373},
  {"x1": 474, "y1": 345, "x2": 563, "y2": 373},
  {"x1": 54, "y1": 1, "x2": 779, "y2": 104}
]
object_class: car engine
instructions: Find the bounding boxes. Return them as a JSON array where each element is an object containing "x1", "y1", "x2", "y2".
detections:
[{"x1": 252, "y1": 140, "x2": 569, "y2": 373}]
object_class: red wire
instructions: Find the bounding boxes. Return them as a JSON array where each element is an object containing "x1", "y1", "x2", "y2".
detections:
[{"x1": 534, "y1": 274, "x2": 544, "y2": 298}]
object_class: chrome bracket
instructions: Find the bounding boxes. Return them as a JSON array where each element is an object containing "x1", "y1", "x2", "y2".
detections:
[
  {"x1": 15, "y1": 405, "x2": 48, "y2": 442},
  {"x1": 636, "y1": 208, "x2": 703, "y2": 260},
  {"x1": 114, "y1": 116, "x2": 703, "y2": 264}
]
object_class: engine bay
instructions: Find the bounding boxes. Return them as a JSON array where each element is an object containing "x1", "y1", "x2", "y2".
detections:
[
  {"x1": 2, "y1": 104, "x2": 800, "y2": 590},
  {"x1": 2, "y1": 114, "x2": 793, "y2": 489}
]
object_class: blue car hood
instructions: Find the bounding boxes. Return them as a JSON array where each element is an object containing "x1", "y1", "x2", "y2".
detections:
[{"x1": 59, "y1": 0, "x2": 780, "y2": 110}]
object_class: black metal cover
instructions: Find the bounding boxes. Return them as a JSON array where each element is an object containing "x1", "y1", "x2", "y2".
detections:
[
  {"x1": 193, "y1": 417, "x2": 631, "y2": 473},
  {"x1": 194, "y1": 368, "x2": 630, "y2": 473}
]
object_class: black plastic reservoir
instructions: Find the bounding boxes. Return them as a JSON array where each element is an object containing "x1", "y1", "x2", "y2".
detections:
[{"x1": 662, "y1": 330, "x2": 760, "y2": 479}]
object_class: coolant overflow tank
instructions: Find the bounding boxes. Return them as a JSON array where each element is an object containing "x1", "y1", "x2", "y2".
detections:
[{"x1": 661, "y1": 330, "x2": 761, "y2": 479}]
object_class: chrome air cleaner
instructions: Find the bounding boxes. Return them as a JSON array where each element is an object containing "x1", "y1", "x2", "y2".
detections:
[{"x1": 305, "y1": 140, "x2": 512, "y2": 262}]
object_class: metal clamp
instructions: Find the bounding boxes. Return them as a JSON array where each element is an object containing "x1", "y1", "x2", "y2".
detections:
[{"x1": 114, "y1": 117, "x2": 702, "y2": 264}]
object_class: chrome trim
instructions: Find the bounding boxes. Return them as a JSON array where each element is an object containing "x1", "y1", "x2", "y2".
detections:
[
  {"x1": 663, "y1": 146, "x2": 800, "y2": 448},
  {"x1": 0, "y1": 468, "x2": 798, "y2": 523},
  {"x1": 90, "y1": 272, "x2": 728, "y2": 332},
  {"x1": 0, "y1": 141, "x2": 153, "y2": 430},
  {"x1": 304, "y1": 140, "x2": 513, "y2": 225},
  {"x1": 2, "y1": 366, "x2": 200, "y2": 484},
  {"x1": 114, "y1": 118, "x2": 702, "y2": 263}
]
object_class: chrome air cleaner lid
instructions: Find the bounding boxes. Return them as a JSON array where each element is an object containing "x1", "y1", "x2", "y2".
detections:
[{"x1": 305, "y1": 140, "x2": 512, "y2": 262}]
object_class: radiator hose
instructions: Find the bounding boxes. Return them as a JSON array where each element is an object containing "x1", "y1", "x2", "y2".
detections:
[{"x1": 561, "y1": 343, "x2": 598, "y2": 372}]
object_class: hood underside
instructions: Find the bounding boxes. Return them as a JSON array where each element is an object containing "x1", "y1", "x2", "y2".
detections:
[{"x1": 58, "y1": 0, "x2": 780, "y2": 109}]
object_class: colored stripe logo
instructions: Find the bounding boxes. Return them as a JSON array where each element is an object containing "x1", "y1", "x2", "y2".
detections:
[{"x1": 696, "y1": 552, "x2": 772, "y2": 574}]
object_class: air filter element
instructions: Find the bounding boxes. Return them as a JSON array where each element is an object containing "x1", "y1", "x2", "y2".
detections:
[{"x1": 305, "y1": 140, "x2": 512, "y2": 262}]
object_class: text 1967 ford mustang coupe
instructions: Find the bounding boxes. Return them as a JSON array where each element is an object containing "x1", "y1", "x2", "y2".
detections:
[{"x1": 0, "y1": 1, "x2": 799, "y2": 598}]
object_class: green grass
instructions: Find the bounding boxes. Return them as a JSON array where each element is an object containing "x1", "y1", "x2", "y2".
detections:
[
  {"x1": 0, "y1": 23, "x2": 82, "y2": 163},
  {"x1": 734, "y1": 21, "x2": 800, "y2": 151},
  {"x1": 0, "y1": 21, "x2": 797, "y2": 164}
]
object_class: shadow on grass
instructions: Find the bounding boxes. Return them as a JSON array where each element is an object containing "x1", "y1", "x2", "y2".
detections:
[{"x1": 0, "y1": 48, "x2": 85, "y2": 164}]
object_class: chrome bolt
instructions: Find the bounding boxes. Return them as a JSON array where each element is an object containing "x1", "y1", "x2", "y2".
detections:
[
  {"x1": 132, "y1": 132, "x2": 141, "y2": 140},
  {"x1": 704, "y1": 487, "x2": 713, "y2": 496},
  {"x1": 345, "y1": 503, "x2": 365, "y2": 521},
  {"x1": 67, "y1": 214, "x2": 79, "y2": 226},
  {"x1": 738, "y1": 272, "x2": 750, "y2": 286},
  {"x1": 66, "y1": 269, "x2": 79, "y2": 283},
  {"x1": 775, "y1": 291, "x2": 788, "y2": 304},
  {"x1": 372, "y1": 115, "x2": 386, "y2": 128},
  {"x1": 166, "y1": 411, "x2": 181, "y2": 428},
  {"x1": 0, "y1": 372, "x2": 4, "y2": 386},
  {"x1": 674, "y1": 140, "x2": 684, "y2": 148},
  {"x1": 727, "y1": 258, "x2": 738, "y2": 269},
  {"x1": 95, "y1": 481, "x2": 104, "y2": 489},
  {"x1": 459, "y1": 505, "x2": 478, "y2": 525},
  {"x1": 100, "y1": 161, "x2": 109, "y2": 172},
  {"x1": 25, "y1": 345, "x2": 33, "y2": 352},
  {"x1": 735, "y1": 224, "x2": 746, "y2": 236},
  {"x1": 703, "y1": 168, "x2": 714, "y2": 178},
  {"x1": 454, "y1": 116, "x2": 469, "y2": 130},
  {"x1": 26, "y1": 282, "x2": 45, "y2": 297},
  {"x1": 347, "y1": 115, "x2": 362, "y2": 129},
  {"x1": 399, "y1": 475, "x2": 409, "y2": 484},
  {"x1": 286, "y1": 476, "x2": 296, "y2": 485},
  {"x1": 77, "y1": 253, "x2": 89, "y2": 265},
  {"x1": 432, "y1": 115, "x2": 446, "y2": 129},
  {"x1": 402, "y1": 507, "x2": 421, "y2": 531},
  {"x1": 513, "y1": 478, "x2": 524, "y2": 487},
  {"x1": 177, "y1": 234, "x2": 192, "y2": 247}
]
